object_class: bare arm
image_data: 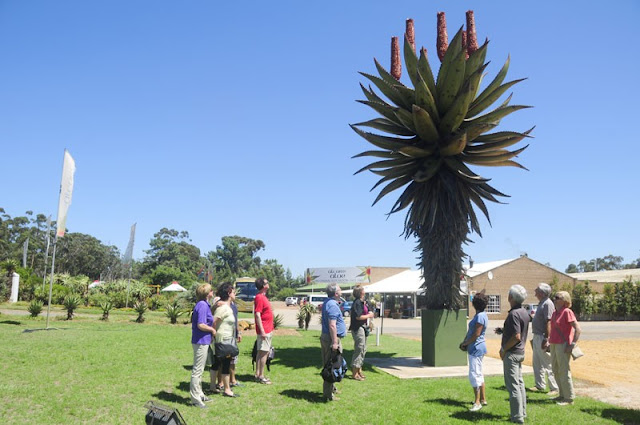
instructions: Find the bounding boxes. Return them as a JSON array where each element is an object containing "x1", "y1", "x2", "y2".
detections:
[
  {"x1": 461, "y1": 323, "x2": 483, "y2": 347},
  {"x1": 565, "y1": 320, "x2": 581, "y2": 353},
  {"x1": 329, "y1": 319, "x2": 338, "y2": 350},
  {"x1": 198, "y1": 321, "x2": 216, "y2": 336},
  {"x1": 255, "y1": 312, "x2": 265, "y2": 336},
  {"x1": 357, "y1": 311, "x2": 374, "y2": 321}
]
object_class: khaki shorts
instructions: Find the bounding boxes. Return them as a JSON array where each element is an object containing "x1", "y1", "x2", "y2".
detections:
[{"x1": 256, "y1": 333, "x2": 273, "y2": 352}]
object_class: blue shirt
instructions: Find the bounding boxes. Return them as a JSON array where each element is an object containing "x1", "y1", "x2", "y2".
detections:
[
  {"x1": 321, "y1": 298, "x2": 346, "y2": 337},
  {"x1": 191, "y1": 300, "x2": 213, "y2": 345},
  {"x1": 465, "y1": 311, "x2": 488, "y2": 357}
]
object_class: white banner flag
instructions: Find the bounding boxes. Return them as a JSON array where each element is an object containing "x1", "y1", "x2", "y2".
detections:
[
  {"x1": 123, "y1": 223, "x2": 136, "y2": 265},
  {"x1": 56, "y1": 150, "x2": 76, "y2": 238}
]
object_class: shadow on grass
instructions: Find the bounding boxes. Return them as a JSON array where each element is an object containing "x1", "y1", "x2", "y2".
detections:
[
  {"x1": 581, "y1": 407, "x2": 640, "y2": 424},
  {"x1": 424, "y1": 397, "x2": 468, "y2": 408},
  {"x1": 151, "y1": 390, "x2": 191, "y2": 406},
  {"x1": 1, "y1": 320, "x2": 22, "y2": 325},
  {"x1": 451, "y1": 410, "x2": 504, "y2": 422},
  {"x1": 280, "y1": 389, "x2": 325, "y2": 403},
  {"x1": 273, "y1": 346, "x2": 399, "y2": 370}
]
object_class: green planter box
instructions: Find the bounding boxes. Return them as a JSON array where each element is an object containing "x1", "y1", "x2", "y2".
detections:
[{"x1": 421, "y1": 309, "x2": 468, "y2": 367}]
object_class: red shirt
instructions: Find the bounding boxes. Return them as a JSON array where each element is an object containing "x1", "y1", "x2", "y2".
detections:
[
  {"x1": 549, "y1": 306, "x2": 576, "y2": 345},
  {"x1": 254, "y1": 292, "x2": 274, "y2": 335}
]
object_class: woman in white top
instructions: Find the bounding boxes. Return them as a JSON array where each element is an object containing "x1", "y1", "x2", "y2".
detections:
[{"x1": 213, "y1": 282, "x2": 240, "y2": 398}]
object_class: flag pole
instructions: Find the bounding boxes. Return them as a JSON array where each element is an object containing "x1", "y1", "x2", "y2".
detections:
[
  {"x1": 41, "y1": 217, "x2": 52, "y2": 292},
  {"x1": 45, "y1": 236, "x2": 58, "y2": 329}
]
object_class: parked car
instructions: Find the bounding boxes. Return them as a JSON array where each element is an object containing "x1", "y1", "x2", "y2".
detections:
[
  {"x1": 523, "y1": 303, "x2": 538, "y2": 318},
  {"x1": 317, "y1": 296, "x2": 346, "y2": 312},
  {"x1": 341, "y1": 300, "x2": 353, "y2": 317},
  {"x1": 285, "y1": 296, "x2": 298, "y2": 306}
]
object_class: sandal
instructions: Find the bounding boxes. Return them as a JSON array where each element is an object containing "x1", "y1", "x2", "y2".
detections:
[
  {"x1": 223, "y1": 392, "x2": 240, "y2": 398},
  {"x1": 257, "y1": 377, "x2": 272, "y2": 385}
]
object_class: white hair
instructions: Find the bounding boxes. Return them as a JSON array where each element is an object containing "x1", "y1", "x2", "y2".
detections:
[
  {"x1": 536, "y1": 283, "x2": 552, "y2": 297},
  {"x1": 326, "y1": 283, "x2": 338, "y2": 297},
  {"x1": 509, "y1": 285, "x2": 527, "y2": 304}
]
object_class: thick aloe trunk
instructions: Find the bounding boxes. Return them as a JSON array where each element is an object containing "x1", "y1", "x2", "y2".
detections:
[{"x1": 408, "y1": 170, "x2": 467, "y2": 310}]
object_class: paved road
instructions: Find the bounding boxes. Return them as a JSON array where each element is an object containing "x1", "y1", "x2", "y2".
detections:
[
  {"x1": 272, "y1": 302, "x2": 640, "y2": 341},
  {"x1": 5, "y1": 302, "x2": 639, "y2": 341}
]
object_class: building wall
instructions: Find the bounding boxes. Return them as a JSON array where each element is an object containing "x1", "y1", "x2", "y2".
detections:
[
  {"x1": 468, "y1": 256, "x2": 576, "y2": 320},
  {"x1": 368, "y1": 266, "x2": 411, "y2": 284}
]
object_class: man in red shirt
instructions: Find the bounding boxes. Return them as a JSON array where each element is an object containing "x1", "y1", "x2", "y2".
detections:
[{"x1": 254, "y1": 277, "x2": 274, "y2": 384}]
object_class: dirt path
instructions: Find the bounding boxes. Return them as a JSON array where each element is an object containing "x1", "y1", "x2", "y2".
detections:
[{"x1": 484, "y1": 339, "x2": 640, "y2": 410}]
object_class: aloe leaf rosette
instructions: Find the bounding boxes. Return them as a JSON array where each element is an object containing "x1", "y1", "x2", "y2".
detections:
[{"x1": 352, "y1": 12, "x2": 533, "y2": 310}]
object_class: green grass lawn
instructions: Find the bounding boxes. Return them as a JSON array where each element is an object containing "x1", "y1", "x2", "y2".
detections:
[{"x1": 0, "y1": 312, "x2": 638, "y2": 425}]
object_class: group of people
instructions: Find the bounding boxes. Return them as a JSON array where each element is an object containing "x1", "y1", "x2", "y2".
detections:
[
  {"x1": 190, "y1": 276, "x2": 585, "y2": 417},
  {"x1": 189, "y1": 278, "x2": 274, "y2": 408},
  {"x1": 460, "y1": 283, "x2": 582, "y2": 424}
]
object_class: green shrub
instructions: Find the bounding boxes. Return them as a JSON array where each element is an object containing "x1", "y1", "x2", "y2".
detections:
[
  {"x1": 63, "y1": 294, "x2": 82, "y2": 320},
  {"x1": 28, "y1": 299, "x2": 44, "y2": 317},
  {"x1": 273, "y1": 313, "x2": 284, "y2": 329},
  {"x1": 88, "y1": 292, "x2": 108, "y2": 307},
  {"x1": 149, "y1": 295, "x2": 164, "y2": 311}
]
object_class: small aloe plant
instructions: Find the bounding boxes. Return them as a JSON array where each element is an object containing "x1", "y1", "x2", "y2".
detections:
[
  {"x1": 100, "y1": 300, "x2": 113, "y2": 321},
  {"x1": 165, "y1": 300, "x2": 183, "y2": 324},
  {"x1": 28, "y1": 299, "x2": 43, "y2": 318},
  {"x1": 63, "y1": 294, "x2": 82, "y2": 320},
  {"x1": 134, "y1": 301, "x2": 148, "y2": 323}
]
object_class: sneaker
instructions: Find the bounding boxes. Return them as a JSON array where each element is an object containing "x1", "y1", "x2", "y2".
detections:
[
  {"x1": 547, "y1": 390, "x2": 559, "y2": 397},
  {"x1": 469, "y1": 403, "x2": 482, "y2": 412},
  {"x1": 527, "y1": 386, "x2": 543, "y2": 392},
  {"x1": 201, "y1": 395, "x2": 214, "y2": 403},
  {"x1": 556, "y1": 399, "x2": 574, "y2": 406},
  {"x1": 481, "y1": 400, "x2": 488, "y2": 406},
  {"x1": 191, "y1": 402, "x2": 207, "y2": 409}
]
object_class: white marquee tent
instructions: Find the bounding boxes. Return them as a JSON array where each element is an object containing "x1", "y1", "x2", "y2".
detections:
[{"x1": 161, "y1": 281, "x2": 187, "y2": 292}]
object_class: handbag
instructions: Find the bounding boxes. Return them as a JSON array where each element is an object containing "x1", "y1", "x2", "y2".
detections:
[
  {"x1": 214, "y1": 338, "x2": 239, "y2": 359},
  {"x1": 570, "y1": 344, "x2": 584, "y2": 360},
  {"x1": 554, "y1": 320, "x2": 583, "y2": 361}
]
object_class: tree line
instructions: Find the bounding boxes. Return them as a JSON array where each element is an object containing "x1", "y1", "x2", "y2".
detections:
[
  {"x1": 0, "y1": 207, "x2": 305, "y2": 305},
  {"x1": 565, "y1": 254, "x2": 640, "y2": 273}
]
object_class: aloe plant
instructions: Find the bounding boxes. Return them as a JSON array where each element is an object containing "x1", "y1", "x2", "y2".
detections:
[
  {"x1": 63, "y1": 294, "x2": 82, "y2": 320},
  {"x1": 28, "y1": 299, "x2": 43, "y2": 318},
  {"x1": 100, "y1": 300, "x2": 113, "y2": 321},
  {"x1": 298, "y1": 303, "x2": 315, "y2": 330},
  {"x1": 165, "y1": 300, "x2": 183, "y2": 324},
  {"x1": 352, "y1": 12, "x2": 532, "y2": 309},
  {"x1": 134, "y1": 301, "x2": 148, "y2": 323}
]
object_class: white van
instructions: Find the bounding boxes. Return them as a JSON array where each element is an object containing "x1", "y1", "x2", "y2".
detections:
[{"x1": 309, "y1": 295, "x2": 327, "y2": 308}]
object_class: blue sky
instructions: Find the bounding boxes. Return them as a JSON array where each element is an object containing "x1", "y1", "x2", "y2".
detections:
[{"x1": 1, "y1": 1, "x2": 638, "y2": 277}]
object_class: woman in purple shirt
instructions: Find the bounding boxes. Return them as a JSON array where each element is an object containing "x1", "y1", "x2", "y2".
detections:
[{"x1": 190, "y1": 283, "x2": 216, "y2": 408}]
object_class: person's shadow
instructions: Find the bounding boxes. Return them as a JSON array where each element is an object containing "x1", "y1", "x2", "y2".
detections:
[{"x1": 280, "y1": 389, "x2": 325, "y2": 403}]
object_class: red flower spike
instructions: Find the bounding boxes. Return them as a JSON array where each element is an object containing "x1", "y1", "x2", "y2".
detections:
[
  {"x1": 391, "y1": 36, "x2": 401, "y2": 80},
  {"x1": 406, "y1": 18, "x2": 416, "y2": 52},
  {"x1": 437, "y1": 12, "x2": 448, "y2": 62},
  {"x1": 461, "y1": 30, "x2": 469, "y2": 60},
  {"x1": 466, "y1": 10, "x2": 478, "y2": 55}
]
